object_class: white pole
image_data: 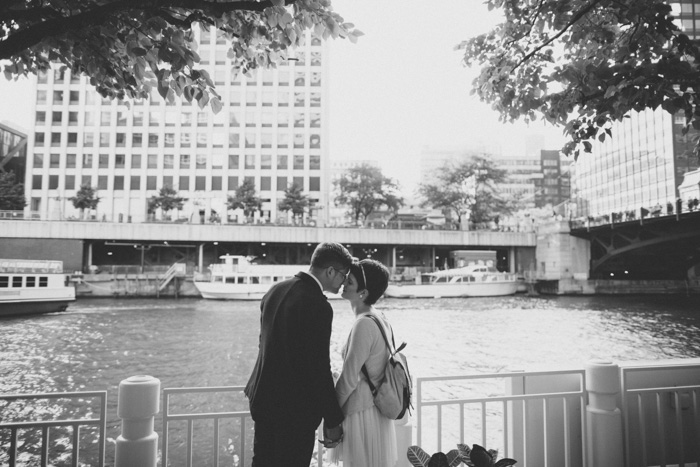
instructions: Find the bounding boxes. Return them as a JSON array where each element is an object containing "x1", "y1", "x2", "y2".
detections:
[
  {"x1": 115, "y1": 375, "x2": 161, "y2": 467},
  {"x1": 394, "y1": 414, "x2": 413, "y2": 467},
  {"x1": 585, "y1": 361, "x2": 623, "y2": 467}
]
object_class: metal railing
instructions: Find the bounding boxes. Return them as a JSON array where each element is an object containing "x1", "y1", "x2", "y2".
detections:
[
  {"x1": 161, "y1": 386, "x2": 328, "y2": 467},
  {"x1": 416, "y1": 370, "x2": 587, "y2": 467},
  {"x1": 0, "y1": 391, "x2": 107, "y2": 467},
  {"x1": 621, "y1": 364, "x2": 700, "y2": 467}
]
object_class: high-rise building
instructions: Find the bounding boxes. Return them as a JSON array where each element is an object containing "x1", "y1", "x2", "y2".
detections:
[
  {"x1": 25, "y1": 29, "x2": 330, "y2": 224},
  {"x1": 0, "y1": 121, "x2": 27, "y2": 183}
]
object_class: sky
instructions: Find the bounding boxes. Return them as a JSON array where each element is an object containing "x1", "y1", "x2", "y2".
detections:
[{"x1": 0, "y1": 0, "x2": 566, "y2": 192}]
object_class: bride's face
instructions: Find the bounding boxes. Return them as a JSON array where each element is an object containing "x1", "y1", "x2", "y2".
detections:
[{"x1": 341, "y1": 272, "x2": 362, "y2": 301}]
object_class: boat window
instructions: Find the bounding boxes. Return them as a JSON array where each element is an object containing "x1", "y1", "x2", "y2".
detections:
[
  {"x1": 469, "y1": 276, "x2": 475, "y2": 282},
  {"x1": 260, "y1": 277, "x2": 272, "y2": 284},
  {"x1": 0, "y1": 276, "x2": 8, "y2": 287},
  {"x1": 13, "y1": 276, "x2": 23, "y2": 287},
  {"x1": 250, "y1": 277, "x2": 259, "y2": 284},
  {"x1": 39, "y1": 276, "x2": 48, "y2": 287},
  {"x1": 26, "y1": 276, "x2": 36, "y2": 287},
  {"x1": 225, "y1": 277, "x2": 236, "y2": 284},
  {"x1": 237, "y1": 277, "x2": 245, "y2": 284}
]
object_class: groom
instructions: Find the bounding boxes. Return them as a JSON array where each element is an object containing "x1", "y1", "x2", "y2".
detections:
[{"x1": 245, "y1": 242, "x2": 353, "y2": 466}]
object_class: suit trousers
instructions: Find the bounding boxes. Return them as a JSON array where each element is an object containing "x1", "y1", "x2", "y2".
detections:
[{"x1": 251, "y1": 415, "x2": 317, "y2": 467}]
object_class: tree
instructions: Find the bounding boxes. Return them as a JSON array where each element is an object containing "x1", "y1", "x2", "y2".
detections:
[
  {"x1": 227, "y1": 178, "x2": 262, "y2": 220},
  {"x1": 459, "y1": 0, "x2": 700, "y2": 159},
  {"x1": 0, "y1": 171, "x2": 26, "y2": 210},
  {"x1": 333, "y1": 163, "x2": 403, "y2": 225},
  {"x1": 278, "y1": 182, "x2": 314, "y2": 221},
  {"x1": 69, "y1": 183, "x2": 100, "y2": 219},
  {"x1": 147, "y1": 185, "x2": 186, "y2": 218},
  {"x1": 1, "y1": 0, "x2": 361, "y2": 112},
  {"x1": 418, "y1": 156, "x2": 510, "y2": 227}
]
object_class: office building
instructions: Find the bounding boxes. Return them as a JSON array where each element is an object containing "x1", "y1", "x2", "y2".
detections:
[
  {"x1": 25, "y1": 28, "x2": 330, "y2": 224},
  {"x1": 0, "y1": 121, "x2": 27, "y2": 182}
]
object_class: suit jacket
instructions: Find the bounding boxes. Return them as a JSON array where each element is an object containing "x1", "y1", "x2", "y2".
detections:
[{"x1": 245, "y1": 272, "x2": 344, "y2": 429}]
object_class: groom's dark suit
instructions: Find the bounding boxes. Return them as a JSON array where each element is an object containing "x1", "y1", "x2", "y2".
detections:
[{"x1": 245, "y1": 272, "x2": 344, "y2": 466}]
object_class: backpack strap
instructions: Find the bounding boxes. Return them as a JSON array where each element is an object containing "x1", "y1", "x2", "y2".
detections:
[{"x1": 360, "y1": 314, "x2": 406, "y2": 395}]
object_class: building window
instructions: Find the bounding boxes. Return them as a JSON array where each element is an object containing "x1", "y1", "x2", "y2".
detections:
[
  {"x1": 82, "y1": 154, "x2": 93, "y2": 168},
  {"x1": 310, "y1": 93, "x2": 321, "y2": 107},
  {"x1": 115, "y1": 154, "x2": 126, "y2": 168},
  {"x1": 52, "y1": 91, "x2": 63, "y2": 104},
  {"x1": 68, "y1": 112, "x2": 79, "y2": 125},
  {"x1": 34, "y1": 133, "x2": 45, "y2": 146},
  {"x1": 311, "y1": 72, "x2": 321, "y2": 86},
  {"x1": 149, "y1": 111, "x2": 160, "y2": 126},
  {"x1": 97, "y1": 175, "x2": 108, "y2": 190},
  {"x1": 294, "y1": 155, "x2": 304, "y2": 170},
  {"x1": 245, "y1": 154, "x2": 256, "y2": 169},
  {"x1": 146, "y1": 176, "x2": 157, "y2": 190},
  {"x1": 277, "y1": 155, "x2": 288, "y2": 169},
  {"x1": 36, "y1": 111, "x2": 46, "y2": 125},
  {"x1": 133, "y1": 111, "x2": 144, "y2": 126},
  {"x1": 52, "y1": 111, "x2": 62, "y2": 125},
  {"x1": 212, "y1": 176, "x2": 222, "y2": 190},
  {"x1": 163, "y1": 154, "x2": 174, "y2": 169},
  {"x1": 116, "y1": 133, "x2": 126, "y2": 147},
  {"x1": 310, "y1": 134, "x2": 320, "y2": 148},
  {"x1": 33, "y1": 153, "x2": 44, "y2": 168},
  {"x1": 245, "y1": 133, "x2": 255, "y2": 148},
  {"x1": 148, "y1": 154, "x2": 158, "y2": 169},
  {"x1": 228, "y1": 176, "x2": 238, "y2": 190},
  {"x1": 130, "y1": 176, "x2": 141, "y2": 190},
  {"x1": 132, "y1": 133, "x2": 142, "y2": 147},
  {"x1": 51, "y1": 132, "x2": 61, "y2": 146},
  {"x1": 114, "y1": 176, "x2": 124, "y2": 190},
  {"x1": 180, "y1": 154, "x2": 190, "y2": 169},
  {"x1": 277, "y1": 176, "x2": 287, "y2": 191},
  {"x1": 99, "y1": 153, "x2": 109, "y2": 168},
  {"x1": 65, "y1": 175, "x2": 75, "y2": 190},
  {"x1": 99, "y1": 133, "x2": 110, "y2": 147},
  {"x1": 293, "y1": 176, "x2": 304, "y2": 189},
  {"x1": 148, "y1": 133, "x2": 159, "y2": 147},
  {"x1": 164, "y1": 133, "x2": 175, "y2": 147},
  {"x1": 261, "y1": 133, "x2": 272, "y2": 148},
  {"x1": 228, "y1": 154, "x2": 239, "y2": 169},
  {"x1": 309, "y1": 176, "x2": 320, "y2": 191},
  {"x1": 197, "y1": 133, "x2": 207, "y2": 148},
  {"x1": 66, "y1": 154, "x2": 76, "y2": 168},
  {"x1": 180, "y1": 133, "x2": 191, "y2": 147},
  {"x1": 278, "y1": 91, "x2": 289, "y2": 107},
  {"x1": 309, "y1": 155, "x2": 320, "y2": 170},
  {"x1": 32, "y1": 175, "x2": 42, "y2": 189},
  {"x1": 179, "y1": 176, "x2": 189, "y2": 190},
  {"x1": 196, "y1": 154, "x2": 207, "y2": 169},
  {"x1": 294, "y1": 113, "x2": 305, "y2": 127},
  {"x1": 195, "y1": 176, "x2": 206, "y2": 191},
  {"x1": 197, "y1": 112, "x2": 208, "y2": 126},
  {"x1": 278, "y1": 112, "x2": 289, "y2": 127},
  {"x1": 294, "y1": 134, "x2": 304, "y2": 149},
  {"x1": 50, "y1": 153, "x2": 60, "y2": 168},
  {"x1": 181, "y1": 112, "x2": 192, "y2": 126},
  {"x1": 279, "y1": 71, "x2": 289, "y2": 86},
  {"x1": 131, "y1": 154, "x2": 141, "y2": 169},
  {"x1": 81, "y1": 175, "x2": 91, "y2": 187},
  {"x1": 294, "y1": 92, "x2": 305, "y2": 107},
  {"x1": 260, "y1": 176, "x2": 271, "y2": 191},
  {"x1": 49, "y1": 175, "x2": 59, "y2": 189},
  {"x1": 163, "y1": 175, "x2": 173, "y2": 188},
  {"x1": 261, "y1": 154, "x2": 272, "y2": 169}
]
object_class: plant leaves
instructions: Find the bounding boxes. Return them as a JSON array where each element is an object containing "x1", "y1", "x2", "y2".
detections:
[
  {"x1": 446, "y1": 449, "x2": 463, "y2": 467},
  {"x1": 495, "y1": 459, "x2": 518, "y2": 467},
  {"x1": 407, "y1": 446, "x2": 431, "y2": 467}
]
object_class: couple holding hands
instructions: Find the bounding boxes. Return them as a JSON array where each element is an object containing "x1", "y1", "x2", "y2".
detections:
[{"x1": 245, "y1": 242, "x2": 397, "y2": 467}]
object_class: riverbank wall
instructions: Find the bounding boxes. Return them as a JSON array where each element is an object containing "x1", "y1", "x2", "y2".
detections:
[
  {"x1": 72, "y1": 274, "x2": 201, "y2": 298},
  {"x1": 535, "y1": 278, "x2": 700, "y2": 295}
]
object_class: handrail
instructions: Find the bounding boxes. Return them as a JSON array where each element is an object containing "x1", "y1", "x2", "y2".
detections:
[{"x1": 0, "y1": 391, "x2": 107, "y2": 467}]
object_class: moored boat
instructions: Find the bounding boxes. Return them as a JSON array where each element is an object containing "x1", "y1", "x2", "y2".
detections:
[
  {"x1": 0, "y1": 259, "x2": 76, "y2": 317},
  {"x1": 384, "y1": 264, "x2": 519, "y2": 298}
]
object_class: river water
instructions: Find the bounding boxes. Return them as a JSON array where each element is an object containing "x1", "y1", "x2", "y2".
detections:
[{"x1": 1, "y1": 295, "x2": 700, "y2": 465}]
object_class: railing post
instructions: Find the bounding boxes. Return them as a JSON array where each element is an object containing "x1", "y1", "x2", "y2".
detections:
[
  {"x1": 585, "y1": 361, "x2": 623, "y2": 467},
  {"x1": 115, "y1": 375, "x2": 161, "y2": 467},
  {"x1": 395, "y1": 414, "x2": 412, "y2": 467}
]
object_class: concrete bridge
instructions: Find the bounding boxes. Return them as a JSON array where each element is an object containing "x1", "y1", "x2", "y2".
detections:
[
  {"x1": 569, "y1": 210, "x2": 700, "y2": 280},
  {"x1": 0, "y1": 219, "x2": 536, "y2": 274}
]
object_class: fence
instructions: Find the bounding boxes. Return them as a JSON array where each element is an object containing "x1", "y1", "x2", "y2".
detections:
[
  {"x1": 416, "y1": 369, "x2": 587, "y2": 466},
  {"x1": 0, "y1": 391, "x2": 107, "y2": 467}
]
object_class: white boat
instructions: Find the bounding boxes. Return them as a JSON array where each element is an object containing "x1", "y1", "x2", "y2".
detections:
[
  {"x1": 195, "y1": 255, "x2": 342, "y2": 300},
  {"x1": 384, "y1": 264, "x2": 519, "y2": 298},
  {"x1": 0, "y1": 259, "x2": 76, "y2": 317}
]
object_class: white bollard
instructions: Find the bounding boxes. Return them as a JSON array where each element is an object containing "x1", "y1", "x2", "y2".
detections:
[
  {"x1": 115, "y1": 375, "x2": 161, "y2": 467},
  {"x1": 394, "y1": 413, "x2": 413, "y2": 467},
  {"x1": 585, "y1": 361, "x2": 623, "y2": 467}
]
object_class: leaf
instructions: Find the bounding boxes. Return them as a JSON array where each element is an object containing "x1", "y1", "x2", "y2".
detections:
[
  {"x1": 446, "y1": 449, "x2": 463, "y2": 467},
  {"x1": 131, "y1": 47, "x2": 148, "y2": 57},
  {"x1": 495, "y1": 459, "x2": 518, "y2": 467},
  {"x1": 469, "y1": 445, "x2": 493, "y2": 467},
  {"x1": 270, "y1": 0, "x2": 284, "y2": 6},
  {"x1": 407, "y1": 446, "x2": 431, "y2": 467},
  {"x1": 210, "y1": 97, "x2": 222, "y2": 114}
]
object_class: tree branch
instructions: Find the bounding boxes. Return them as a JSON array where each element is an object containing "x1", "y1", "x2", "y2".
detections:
[
  {"x1": 510, "y1": 0, "x2": 603, "y2": 73},
  {"x1": 0, "y1": 0, "x2": 295, "y2": 61}
]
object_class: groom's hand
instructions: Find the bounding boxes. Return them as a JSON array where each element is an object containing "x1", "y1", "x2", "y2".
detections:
[{"x1": 319, "y1": 423, "x2": 343, "y2": 448}]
